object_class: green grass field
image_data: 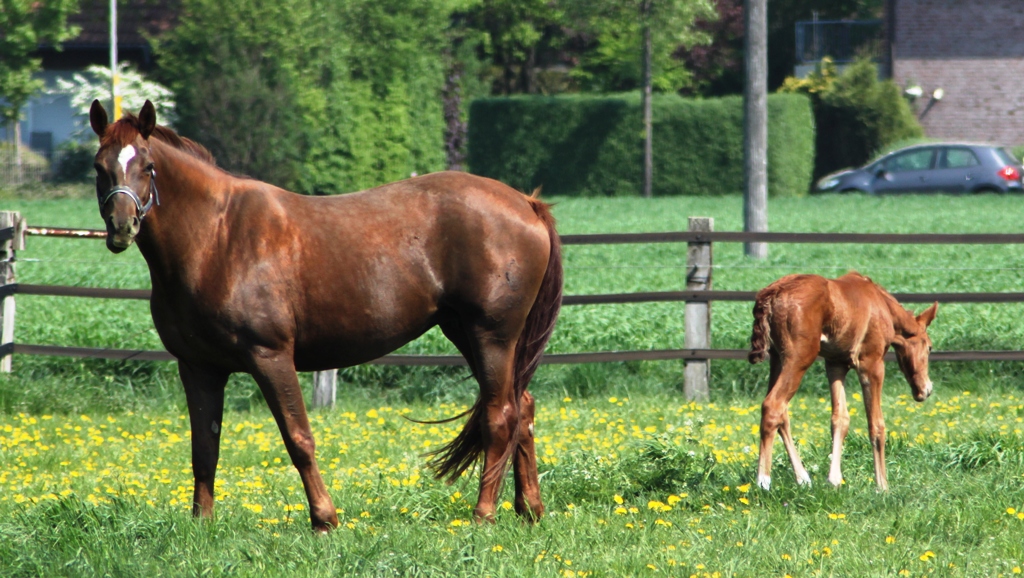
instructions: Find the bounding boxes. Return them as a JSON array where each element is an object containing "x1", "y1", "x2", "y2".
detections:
[{"x1": 2, "y1": 190, "x2": 1024, "y2": 576}]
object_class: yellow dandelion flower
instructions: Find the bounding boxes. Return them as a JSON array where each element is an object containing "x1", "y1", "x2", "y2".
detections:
[{"x1": 614, "y1": 494, "x2": 624, "y2": 504}]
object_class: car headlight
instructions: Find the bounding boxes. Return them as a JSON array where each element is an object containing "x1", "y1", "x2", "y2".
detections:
[{"x1": 817, "y1": 177, "x2": 841, "y2": 191}]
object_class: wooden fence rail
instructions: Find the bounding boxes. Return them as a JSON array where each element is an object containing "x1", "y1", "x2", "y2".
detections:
[{"x1": 8, "y1": 215, "x2": 1024, "y2": 404}]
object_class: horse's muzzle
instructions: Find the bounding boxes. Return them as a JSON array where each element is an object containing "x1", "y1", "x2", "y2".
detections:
[
  {"x1": 913, "y1": 380, "x2": 933, "y2": 402},
  {"x1": 106, "y1": 213, "x2": 140, "y2": 253}
]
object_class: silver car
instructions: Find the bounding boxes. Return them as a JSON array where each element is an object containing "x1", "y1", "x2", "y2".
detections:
[{"x1": 816, "y1": 143, "x2": 1023, "y2": 194}]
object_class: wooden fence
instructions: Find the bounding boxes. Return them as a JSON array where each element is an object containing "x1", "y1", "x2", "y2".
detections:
[{"x1": 5, "y1": 211, "x2": 1024, "y2": 405}]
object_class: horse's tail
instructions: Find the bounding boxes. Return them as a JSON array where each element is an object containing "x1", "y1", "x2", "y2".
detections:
[
  {"x1": 429, "y1": 195, "x2": 563, "y2": 485},
  {"x1": 748, "y1": 287, "x2": 775, "y2": 364},
  {"x1": 513, "y1": 195, "x2": 563, "y2": 400}
]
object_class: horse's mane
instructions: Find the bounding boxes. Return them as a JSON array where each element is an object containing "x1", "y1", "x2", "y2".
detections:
[{"x1": 103, "y1": 112, "x2": 217, "y2": 167}]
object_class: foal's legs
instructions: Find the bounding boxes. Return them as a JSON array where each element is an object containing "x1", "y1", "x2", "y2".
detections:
[
  {"x1": 857, "y1": 357, "x2": 889, "y2": 491},
  {"x1": 825, "y1": 361, "x2": 851, "y2": 487},
  {"x1": 512, "y1": 391, "x2": 544, "y2": 521},
  {"x1": 180, "y1": 361, "x2": 229, "y2": 519},
  {"x1": 248, "y1": 352, "x2": 339, "y2": 531},
  {"x1": 758, "y1": 349, "x2": 816, "y2": 490}
]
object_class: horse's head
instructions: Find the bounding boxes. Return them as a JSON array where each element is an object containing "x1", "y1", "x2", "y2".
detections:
[
  {"x1": 892, "y1": 302, "x2": 938, "y2": 402},
  {"x1": 90, "y1": 99, "x2": 159, "y2": 253}
]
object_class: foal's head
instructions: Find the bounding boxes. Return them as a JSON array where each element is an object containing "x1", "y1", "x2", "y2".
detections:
[
  {"x1": 891, "y1": 302, "x2": 938, "y2": 402},
  {"x1": 90, "y1": 99, "x2": 159, "y2": 253}
]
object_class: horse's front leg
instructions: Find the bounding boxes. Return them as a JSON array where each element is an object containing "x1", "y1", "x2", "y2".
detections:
[
  {"x1": 825, "y1": 361, "x2": 851, "y2": 487},
  {"x1": 248, "y1": 351, "x2": 339, "y2": 532},
  {"x1": 857, "y1": 357, "x2": 888, "y2": 491},
  {"x1": 512, "y1": 391, "x2": 544, "y2": 522},
  {"x1": 179, "y1": 361, "x2": 229, "y2": 519}
]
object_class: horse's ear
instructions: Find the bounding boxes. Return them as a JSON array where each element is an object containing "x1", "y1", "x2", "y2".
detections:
[
  {"x1": 90, "y1": 100, "x2": 108, "y2": 137},
  {"x1": 138, "y1": 100, "x2": 157, "y2": 140},
  {"x1": 917, "y1": 302, "x2": 938, "y2": 328}
]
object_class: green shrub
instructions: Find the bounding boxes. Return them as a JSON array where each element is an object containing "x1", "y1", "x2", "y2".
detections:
[
  {"x1": 53, "y1": 140, "x2": 97, "y2": 184},
  {"x1": 467, "y1": 92, "x2": 814, "y2": 197},
  {"x1": 781, "y1": 58, "x2": 923, "y2": 179},
  {"x1": 0, "y1": 142, "x2": 50, "y2": 185}
]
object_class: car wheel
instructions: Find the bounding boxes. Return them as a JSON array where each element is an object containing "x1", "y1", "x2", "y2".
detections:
[{"x1": 839, "y1": 188, "x2": 866, "y2": 194}]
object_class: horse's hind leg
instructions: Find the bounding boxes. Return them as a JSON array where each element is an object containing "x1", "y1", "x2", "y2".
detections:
[
  {"x1": 758, "y1": 349, "x2": 815, "y2": 489},
  {"x1": 469, "y1": 339, "x2": 519, "y2": 522},
  {"x1": 248, "y1": 352, "x2": 339, "y2": 532},
  {"x1": 825, "y1": 361, "x2": 851, "y2": 487},
  {"x1": 512, "y1": 391, "x2": 544, "y2": 521},
  {"x1": 179, "y1": 361, "x2": 229, "y2": 519}
]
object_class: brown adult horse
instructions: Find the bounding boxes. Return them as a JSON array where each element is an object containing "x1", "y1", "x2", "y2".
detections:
[
  {"x1": 748, "y1": 272, "x2": 937, "y2": 491},
  {"x1": 89, "y1": 100, "x2": 562, "y2": 531}
]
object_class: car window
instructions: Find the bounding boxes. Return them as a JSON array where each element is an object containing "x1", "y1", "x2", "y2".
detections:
[
  {"x1": 997, "y1": 148, "x2": 1020, "y2": 165},
  {"x1": 885, "y1": 148, "x2": 934, "y2": 172},
  {"x1": 940, "y1": 148, "x2": 980, "y2": 169}
]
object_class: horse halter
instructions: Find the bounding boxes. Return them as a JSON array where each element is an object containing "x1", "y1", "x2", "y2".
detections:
[{"x1": 101, "y1": 167, "x2": 160, "y2": 220}]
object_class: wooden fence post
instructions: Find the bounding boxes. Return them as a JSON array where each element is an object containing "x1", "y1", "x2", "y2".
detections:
[
  {"x1": 312, "y1": 369, "x2": 337, "y2": 409},
  {"x1": 684, "y1": 217, "x2": 713, "y2": 401},
  {"x1": 0, "y1": 211, "x2": 21, "y2": 372}
]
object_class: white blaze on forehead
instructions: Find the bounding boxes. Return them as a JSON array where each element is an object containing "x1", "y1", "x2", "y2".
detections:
[{"x1": 117, "y1": 145, "x2": 137, "y2": 174}]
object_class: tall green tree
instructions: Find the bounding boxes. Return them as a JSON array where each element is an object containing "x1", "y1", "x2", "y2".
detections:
[
  {"x1": 157, "y1": 0, "x2": 466, "y2": 193},
  {"x1": 566, "y1": 0, "x2": 715, "y2": 197},
  {"x1": 0, "y1": 0, "x2": 79, "y2": 178},
  {"x1": 458, "y1": 0, "x2": 564, "y2": 95}
]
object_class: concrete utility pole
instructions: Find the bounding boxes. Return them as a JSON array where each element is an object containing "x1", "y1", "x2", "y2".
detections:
[{"x1": 743, "y1": 0, "x2": 768, "y2": 259}]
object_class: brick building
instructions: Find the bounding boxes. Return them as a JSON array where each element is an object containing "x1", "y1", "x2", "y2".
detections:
[{"x1": 885, "y1": 0, "x2": 1024, "y2": 145}]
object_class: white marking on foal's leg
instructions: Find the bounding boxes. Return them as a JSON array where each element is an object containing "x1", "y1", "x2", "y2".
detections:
[
  {"x1": 827, "y1": 463, "x2": 843, "y2": 487},
  {"x1": 795, "y1": 470, "x2": 812, "y2": 486},
  {"x1": 757, "y1": 474, "x2": 771, "y2": 490},
  {"x1": 118, "y1": 145, "x2": 136, "y2": 174}
]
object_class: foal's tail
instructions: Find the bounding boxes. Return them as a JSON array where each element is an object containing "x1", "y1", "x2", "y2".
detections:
[
  {"x1": 430, "y1": 195, "x2": 563, "y2": 485},
  {"x1": 748, "y1": 287, "x2": 775, "y2": 364}
]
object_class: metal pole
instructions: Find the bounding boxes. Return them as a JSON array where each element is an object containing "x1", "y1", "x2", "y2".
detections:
[{"x1": 110, "y1": 0, "x2": 121, "y2": 120}]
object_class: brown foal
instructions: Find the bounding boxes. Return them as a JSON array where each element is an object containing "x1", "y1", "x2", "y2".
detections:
[
  {"x1": 748, "y1": 272, "x2": 937, "y2": 491},
  {"x1": 89, "y1": 100, "x2": 562, "y2": 531}
]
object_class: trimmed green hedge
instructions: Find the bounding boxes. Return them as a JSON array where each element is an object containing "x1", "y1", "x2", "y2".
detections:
[{"x1": 468, "y1": 92, "x2": 814, "y2": 197}]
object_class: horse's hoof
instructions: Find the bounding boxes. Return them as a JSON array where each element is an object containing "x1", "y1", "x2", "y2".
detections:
[
  {"x1": 473, "y1": 510, "x2": 497, "y2": 524},
  {"x1": 757, "y1": 474, "x2": 771, "y2": 490}
]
